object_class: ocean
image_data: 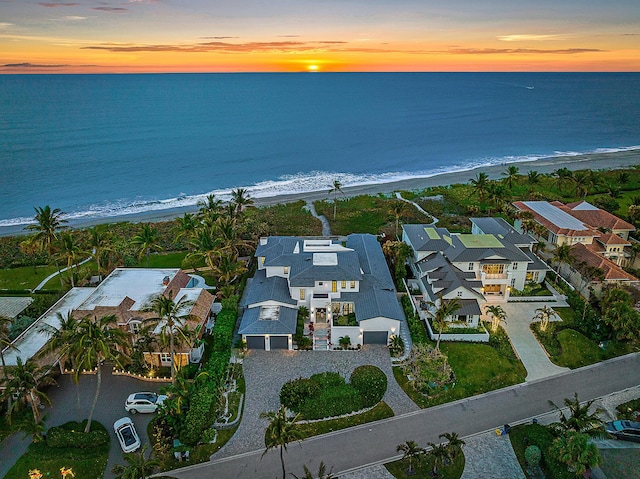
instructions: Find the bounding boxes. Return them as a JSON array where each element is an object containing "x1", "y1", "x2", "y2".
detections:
[{"x1": 1, "y1": 72, "x2": 639, "y2": 229}]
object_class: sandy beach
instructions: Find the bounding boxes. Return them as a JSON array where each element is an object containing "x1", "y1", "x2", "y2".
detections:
[{"x1": 2, "y1": 149, "x2": 639, "y2": 237}]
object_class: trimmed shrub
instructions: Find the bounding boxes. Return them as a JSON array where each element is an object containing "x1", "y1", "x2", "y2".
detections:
[
  {"x1": 350, "y1": 365, "x2": 387, "y2": 407},
  {"x1": 525, "y1": 445, "x2": 541, "y2": 466},
  {"x1": 280, "y1": 377, "x2": 320, "y2": 410},
  {"x1": 310, "y1": 371, "x2": 345, "y2": 389},
  {"x1": 47, "y1": 420, "x2": 109, "y2": 448},
  {"x1": 299, "y1": 385, "x2": 362, "y2": 420}
]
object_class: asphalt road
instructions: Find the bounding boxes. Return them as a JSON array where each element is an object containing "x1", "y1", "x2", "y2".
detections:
[{"x1": 168, "y1": 353, "x2": 640, "y2": 479}]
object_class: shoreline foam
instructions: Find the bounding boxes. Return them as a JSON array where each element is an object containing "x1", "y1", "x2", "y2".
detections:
[{"x1": 1, "y1": 148, "x2": 639, "y2": 237}]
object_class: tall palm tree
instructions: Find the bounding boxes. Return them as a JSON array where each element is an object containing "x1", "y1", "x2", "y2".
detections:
[
  {"x1": 230, "y1": 188, "x2": 254, "y2": 217},
  {"x1": 396, "y1": 440, "x2": 425, "y2": 474},
  {"x1": 11, "y1": 411, "x2": 47, "y2": 443},
  {"x1": 484, "y1": 304, "x2": 507, "y2": 332},
  {"x1": 56, "y1": 232, "x2": 86, "y2": 287},
  {"x1": 1, "y1": 315, "x2": 19, "y2": 410},
  {"x1": 73, "y1": 315, "x2": 129, "y2": 433},
  {"x1": 469, "y1": 172, "x2": 489, "y2": 202},
  {"x1": 532, "y1": 305, "x2": 557, "y2": 332},
  {"x1": 26, "y1": 205, "x2": 68, "y2": 288},
  {"x1": 260, "y1": 405, "x2": 302, "y2": 479},
  {"x1": 19, "y1": 236, "x2": 40, "y2": 275},
  {"x1": 131, "y1": 224, "x2": 163, "y2": 267},
  {"x1": 88, "y1": 225, "x2": 113, "y2": 281},
  {"x1": 213, "y1": 216, "x2": 252, "y2": 257},
  {"x1": 428, "y1": 442, "x2": 452, "y2": 475},
  {"x1": 549, "y1": 393, "x2": 605, "y2": 438},
  {"x1": 210, "y1": 251, "x2": 248, "y2": 285},
  {"x1": 112, "y1": 444, "x2": 160, "y2": 479},
  {"x1": 552, "y1": 244, "x2": 574, "y2": 279},
  {"x1": 616, "y1": 171, "x2": 630, "y2": 186},
  {"x1": 173, "y1": 213, "x2": 198, "y2": 251},
  {"x1": 143, "y1": 291, "x2": 195, "y2": 385},
  {"x1": 391, "y1": 199, "x2": 406, "y2": 237},
  {"x1": 329, "y1": 179, "x2": 344, "y2": 220},
  {"x1": 440, "y1": 431, "x2": 465, "y2": 459},
  {"x1": 586, "y1": 170, "x2": 601, "y2": 195},
  {"x1": 553, "y1": 167, "x2": 573, "y2": 193},
  {"x1": 572, "y1": 171, "x2": 590, "y2": 198},
  {"x1": 502, "y1": 165, "x2": 520, "y2": 189},
  {"x1": 486, "y1": 183, "x2": 510, "y2": 214},
  {"x1": 2, "y1": 357, "x2": 56, "y2": 424},
  {"x1": 526, "y1": 170, "x2": 541, "y2": 193},
  {"x1": 427, "y1": 295, "x2": 461, "y2": 351}
]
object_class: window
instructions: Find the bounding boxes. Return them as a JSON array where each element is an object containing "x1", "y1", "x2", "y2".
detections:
[
  {"x1": 350, "y1": 281, "x2": 356, "y2": 289},
  {"x1": 332, "y1": 281, "x2": 337, "y2": 292},
  {"x1": 511, "y1": 279, "x2": 516, "y2": 287},
  {"x1": 457, "y1": 291, "x2": 463, "y2": 297},
  {"x1": 129, "y1": 322, "x2": 140, "y2": 334},
  {"x1": 468, "y1": 263, "x2": 474, "y2": 271},
  {"x1": 300, "y1": 289, "x2": 305, "y2": 300},
  {"x1": 260, "y1": 256, "x2": 265, "y2": 265},
  {"x1": 341, "y1": 280, "x2": 346, "y2": 289},
  {"x1": 160, "y1": 352, "x2": 171, "y2": 364},
  {"x1": 283, "y1": 266, "x2": 289, "y2": 274},
  {"x1": 512, "y1": 263, "x2": 518, "y2": 270}
]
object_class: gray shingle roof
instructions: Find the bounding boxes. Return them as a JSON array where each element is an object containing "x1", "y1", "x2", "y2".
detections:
[
  {"x1": 403, "y1": 224, "x2": 453, "y2": 252},
  {"x1": 0, "y1": 296, "x2": 33, "y2": 319},
  {"x1": 444, "y1": 235, "x2": 531, "y2": 263},
  {"x1": 289, "y1": 251, "x2": 362, "y2": 287},
  {"x1": 521, "y1": 249, "x2": 550, "y2": 271},
  {"x1": 422, "y1": 255, "x2": 483, "y2": 298},
  {"x1": 238, "y1": 305, "x2": 298, "y2": 335},
  {"x1": 456, "y1": 299, "x2": 482, "y2": 316},
  {"x1": 241, "y1": 269, "x2": 298, "y2": 307},
  {"x1": 470, "y1": 217, "x2": 535, "y2": 246}
]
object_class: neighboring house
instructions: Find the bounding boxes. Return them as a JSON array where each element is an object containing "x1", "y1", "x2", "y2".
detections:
[
  {"x1": 239, "y1": 234, "x2": 405, "y2": 350},
  {"x1": 0, "y1": 296, "x2": 33, "y2": 320},
  {"x1": 402, "y1": 218, "x2": 548, "y2": 328},
  {"x1": 72, "y1": 268, "x2": 215, "y2": 368}
]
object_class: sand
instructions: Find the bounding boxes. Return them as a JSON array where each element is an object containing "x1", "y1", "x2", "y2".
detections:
[{"x1": 2, "y1": 149, "x2": 639, "y2": 236}]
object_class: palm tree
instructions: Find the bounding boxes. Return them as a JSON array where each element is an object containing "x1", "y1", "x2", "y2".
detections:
[
  {"x1": 572, "y1": 171, "x2": 590, "y2": 198},
  {"x1": 19, "y1": 236, "x2": 40, "y2": 275},
  {"x1": 0, "y1": 315, "x2": 15, "y2": 380},
  {"x1": 11, "y1": 412, "x2": 48, "y2": 443},
  {"x1": 88, "y1": 225, "x2": 113, "y2": 281},
  {"x1": 26, "y1": 205, "x2": 68, "y2": 288},
  {"x1": 469, "y1": 172, "x2": 489, "y2": 202},
  {"x1": 586, "y1": 170, "x2": 601, "y2": 195},
  {"x1": 396, "y1": 440, "x2": 425, "y2": 474},
  {"x1": 213, "y1": 216, "x2": 252, "y2": 257},
  {"x1": 552, "y1": 244, "x2": 574, "y2": 279},
  {"x1": 439, "y1": 431, "x2": 465, "y2": 459},
  {"x1": 526, "y1": 170, "x2": 541, "y2": 193},
  {"x1": 230, "y1": 188, "x2": 254, "y2": 217},
  {"x1": 329, "y1": 179, "x2": 344, "y2": 220},
  {"x1": 428, "y1": 442, "x2": 452, "y2": 475},
  {"x1": 484, "y1": 304, "x2": 507, "y2": 332},
  {"x1": 260, "y1": 405, "x2": 302, "y2": 479},
  {"x1": 502, "y1": 165, "x2": 520, "y2": 189},
  {"x1": 486, "y1": 183, "x2": 510, "y2": 214},
  {"x1": 549, "y1": 393, "x2": 605, "y2": 438},
  {"x1": 131, "y1": 224, "x2": 163, "y2": 267},
  {"x1": 551, "y1": 431, "x2": 600, "y2": 477},
  {"x1": 532, "y1": 305, "x2": 557, "y2": 332},
  {"x1": 112, "y1": 444, "x2": 160, "y2": 479},
  {"x1": 291, "y1": 462, "x2": 336, "y2": 479},
  {"x1": 73, "y1": 315, "x2": 129, "y2": 433},
  {"x1": 554, "y1": 167, "x2": 573, "y2": 193},
  {"x1": 143, "y1": 291, "x2": 195, "y2": 385},
  {"x1": 56, "y1": 232, "x2": 86, "y2": 287},
  {"x1": 2, "y1": 357, "x2": 56, "y2": 424},
  {"x1": 173, "y1": 213, "x2": 198, "y2": 251},
  {"x1": 391, "y1": 199, "x2": 406, "y2": 237},
  {"x1": 616, "y1": 171, "x2": 630, "y2": 187},
  {"x1": 427, "y1": 295, "x2": 461, "y2": 351},
  {"x1": 210, "y1": 251, "x2": 248, "y2": 285}
]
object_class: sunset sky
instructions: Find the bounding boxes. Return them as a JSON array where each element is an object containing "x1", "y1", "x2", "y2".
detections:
[{"x1": 1, "y1": 0, "x2": 639, "y2": 73}]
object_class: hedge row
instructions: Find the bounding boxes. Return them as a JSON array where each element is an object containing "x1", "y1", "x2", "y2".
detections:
[
  {"x1": 179, "y1": 302, "x2": 237, "y2": 445},
  {"x1": 47, "y1": 420, "x2": 109, "y2": 448},
  {"x1": 401, "y1": 295, "x2": 429, "y2": 344}
]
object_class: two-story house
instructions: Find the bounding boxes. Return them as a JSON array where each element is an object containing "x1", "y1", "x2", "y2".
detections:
[{"x1": 239, "y1": 234, "x2": 405, "y2": 350}]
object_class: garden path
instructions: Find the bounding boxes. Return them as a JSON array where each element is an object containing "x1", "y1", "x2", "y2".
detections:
[{"x1": 304, "y1": 200, "x2": 332, "y2": 236}]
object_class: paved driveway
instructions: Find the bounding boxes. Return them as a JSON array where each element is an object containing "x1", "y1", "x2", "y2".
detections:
[
  {"x1": 0, "y1": 366, "x2": 166, "y2": 479},
  {"x1": 214, "y1": 346, "x2": 419, "y2": 459},
  {"x1": 499, "y1": 302, "x2": 570, "y2": 382}
]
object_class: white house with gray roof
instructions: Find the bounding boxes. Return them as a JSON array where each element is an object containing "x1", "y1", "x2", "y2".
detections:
[
  {"x1": 403, "y1": 219, "x2": 549, "y2": 329},
  {"x1": 239, "y1": 234, "x2": 405, "y2": 350}
]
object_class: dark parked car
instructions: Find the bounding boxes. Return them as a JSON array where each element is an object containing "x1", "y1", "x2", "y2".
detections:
[{"x1": 605, "y1": 420, "x2": 640, "y2": 443}]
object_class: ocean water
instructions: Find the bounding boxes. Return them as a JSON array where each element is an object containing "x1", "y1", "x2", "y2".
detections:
[{"x1": 1, "y1": 72, "x2": 639, "y2": 228}]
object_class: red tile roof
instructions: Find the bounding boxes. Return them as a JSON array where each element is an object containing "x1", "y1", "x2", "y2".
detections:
[
  {"x1": 513, "y1": 201, "x2": 599, "y2": 238},
  {"x1": 570, "y1": 243, "x2": 638, "y2": 282},
  {"x1": 565, "y1": 201, "x2": 635, "y2": 232}
]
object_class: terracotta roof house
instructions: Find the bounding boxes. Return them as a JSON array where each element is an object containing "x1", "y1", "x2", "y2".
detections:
[
  {"x1": 564, "y1": 201, "x2": 635, "y2": 239},
  {"x1": 72, "y1": 268, "x2": 215, "y2": 369},
  {"x1": 403, "y1": 218, "x2": 549, "y2": 330},
  {"x1": 240, "y1": 234, "x2": 405, "y2": 350}
]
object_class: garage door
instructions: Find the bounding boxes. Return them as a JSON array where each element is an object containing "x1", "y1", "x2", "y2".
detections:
[
  {"x1": 245, "y1": 336, "x2": 265, "y2": 350},
  {"x1": 362, "y1": 331, "x2": 388, "y2": 345},
  {"x1": 270, "y1": 336, "x2": 289, "y2": 350}
]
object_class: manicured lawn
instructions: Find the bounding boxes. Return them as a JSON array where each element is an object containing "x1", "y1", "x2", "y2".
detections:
[
  {"x1": 0, "y1": 264, "x2": 60, "y2": 291},
  {"x1": 4, "y1": 427, "x2": 109, "y2": 479},
  {"x1": 294, "y1": 401, "x2": 394, "y2": 439},
  {"x1": 600, "y1": 449, "x2": 640, "y2": 479},
  {"x1": 42, "y1": 260, "x2": 97, "y2": 290},
  {"x1": 385, "y1": 445, "x2": 464, "y2": 479}
]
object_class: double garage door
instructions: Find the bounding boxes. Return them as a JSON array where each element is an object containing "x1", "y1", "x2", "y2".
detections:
[
  {"x1": 362, "y1": 331, "x2": 388, "y2": 345},
  {"x1": 245, "y1": 335, "x2": 289, "y2": 350}
]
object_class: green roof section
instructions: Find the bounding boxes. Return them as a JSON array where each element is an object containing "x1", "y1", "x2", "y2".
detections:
[
  {"x1": 443, "y1": 235, "x2": 452, "y2": 245},
  {"x1": 424, "y1": 226, "x2": 440, "y2": 240},
  {"x1": 458, "y1": 234, "x2": 504, "y2": 249}
]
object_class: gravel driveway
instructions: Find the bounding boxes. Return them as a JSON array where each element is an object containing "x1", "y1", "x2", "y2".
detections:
[{"x1": 213, "y1": 346, "x2": 419, "y2": 459}]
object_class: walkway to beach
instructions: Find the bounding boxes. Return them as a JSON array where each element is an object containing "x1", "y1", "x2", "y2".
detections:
[
  {"x1": 32, "y1": 256, "x2": 92, "y2": 291},
  {"x1": 305, "y1": 200, "x2": 332, "y2": 236},
  {"x1": 395, "y1": 192, "x2": 438, "y2": 225}
]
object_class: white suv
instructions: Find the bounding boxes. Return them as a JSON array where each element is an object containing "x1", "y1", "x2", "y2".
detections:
[{"x1": 124, "y1": 392, "x2": 167, "y2": 414}]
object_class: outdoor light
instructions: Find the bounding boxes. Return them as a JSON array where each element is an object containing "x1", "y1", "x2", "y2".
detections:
[{"x1": 391, "y1": 327, "x2": 396, "y2": 334}]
